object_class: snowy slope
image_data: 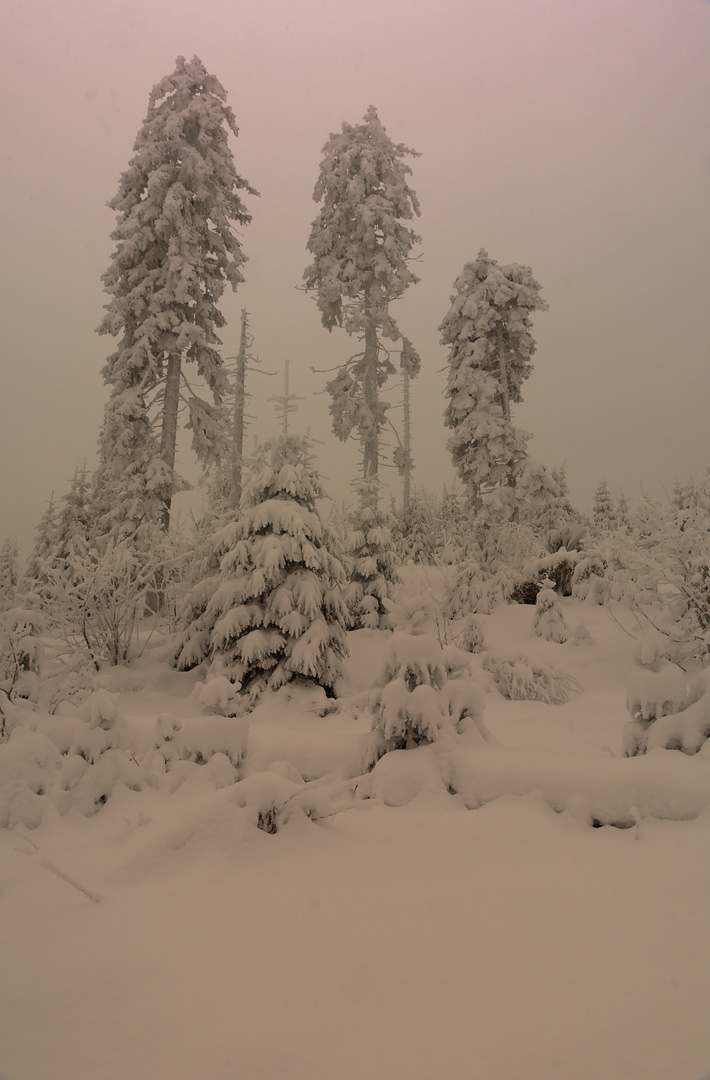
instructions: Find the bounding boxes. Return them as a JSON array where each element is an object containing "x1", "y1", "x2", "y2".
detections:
[{"x1": 1, "y1": 594, "x2": 710, "y2": 1080}]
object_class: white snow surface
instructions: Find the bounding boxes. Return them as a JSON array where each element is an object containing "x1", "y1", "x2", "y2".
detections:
[{"x1": 1, "y1": 587, "x2": 710, "y2": 1080}]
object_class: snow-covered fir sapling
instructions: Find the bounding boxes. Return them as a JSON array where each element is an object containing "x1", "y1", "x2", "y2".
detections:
[
  {"x1": 381, "y1": 590, "x2": 436, "y2": 636},
  {"x1": 458, "y1": 615, "x2": 485, "y2": 654},
  {"x1": 532, "y1": 586, "x2": 568, "y2": 644},
  {"x1": 593, "y1": 479, "x2": 619, "y2": 532},
  {"x1": 179, "y1": 435, "x2": 349, "y2": 704},
  {"x1": 392, "y1": 495, "x2": 436, "y2": 565},
  {"x1": 623, "y1": 631, "x2": 688, "y2": 757},
  {"x1": 363, "y1": 633, "x2": 489, "y2": 769},
  {"x1": 442, "y1": 555, "x2": 487, "y2": 619}
]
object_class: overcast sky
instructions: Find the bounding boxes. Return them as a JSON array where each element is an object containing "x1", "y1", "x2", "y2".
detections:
[{"x1": 1, "y1": 0, "x2": 709, "y2": 555}]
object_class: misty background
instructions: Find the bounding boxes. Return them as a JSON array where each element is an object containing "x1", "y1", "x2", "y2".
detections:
[{"x1": 1, "y1": 0, "x2": 708, "y2": 556}]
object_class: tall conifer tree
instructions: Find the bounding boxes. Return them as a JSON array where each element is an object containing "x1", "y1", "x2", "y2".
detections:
[
  {"x1": 97, "y1": 55, "x2": 256, "y2": 531},
  {"x1": 441, "y1": 250, "x2": 547, "y2": 507},
  {"x1": 304, "y1": 107, "x2": 421, "y2": 502}
]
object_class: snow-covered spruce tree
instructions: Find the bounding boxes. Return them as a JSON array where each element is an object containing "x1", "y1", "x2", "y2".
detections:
[
  {"x1": 24, "y1": 496, "x2": 58, "y2": 589},
  {"x1": 395, "y1": 337, "x2": 421, "y2": 510},
  {"x1": 176, "y1": 436, "x2": 349, "y2": 702},
  {"x1": 0, "y1": 539, "x2": 19, "y2": 610},
  {"x1": 392, "y1": 491, "x2": 436, "y2": 565},
  {"x1": 92, "y1": 390, "x2": 174, "y2": 544},
  {"x1": 42, "y1": 466, "x2": 95, "y2": 584},
  {"x1": 304, "y1": 106, "x2": 421, "y2": 494},
  {"x1": 441, "y1": 250, "x2": 547, "y2": 509},
  {"x1": 592, "y1": 479, "x2": 618, "y2": 532},
  {"x1": 97, "y1": 55, "x2": 256, "y2": 531},
  {"x1": 344, "y1": 484, "x2": 401, "y2": 629},
  {"x1": 532, "y1": 587, "x2": 568, "y2": 643}
]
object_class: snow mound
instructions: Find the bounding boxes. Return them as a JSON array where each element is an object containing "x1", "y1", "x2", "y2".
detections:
[
  {"x1": 193, "y1": 674, "x2": 242, "y2": 715},
  {"x1": 357, "y1": 744, "x2": 450, "y2": 806},
  {"x1": 450, "y1": 744, "x2": 710, "y2": 825},
  {"x1": 152, "y1": 712, "x2": 249, "y2": 769}
]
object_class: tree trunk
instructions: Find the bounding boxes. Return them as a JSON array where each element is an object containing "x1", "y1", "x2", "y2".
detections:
[
  {"x1": 403, "y1": 365, "x2": 412, "y2": 510},
  {"x1": 496, "y1": 319, "x2": 519, "y2": 515},
  {"x1": 496, "y1": 320, "x2": 511, "y2": 423},
  {"x1": 160, "y1": 351, "x2": 182, "y2": 531},
  {"x1": 362, "y1": 321, "x2": 379, "y2": 502},
  {"x1": 231, "y1": 310, "x2": 248, "y2": 509}
]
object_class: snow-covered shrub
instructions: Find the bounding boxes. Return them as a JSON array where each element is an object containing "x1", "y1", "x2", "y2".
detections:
[
  {"x1": 232, "y1": 769, "x2": 305, "y2": 833},
  {"x1": 70, "y1": 689, "x2": 129, "y2": 764},
  {"x1": 193, "y1": 674, "x2": 243, "y2": 716},
  {"x1": 177, "y1": 436, "x2": 349, "y2": 703},
  {"x1": 37, "y1": 532, "x2": 166, "y2": 667},
  {"x1": 509, "y1": 578, "x2": 540, "y2": 606},
  {"x1": 381, "y1": 589, "x2": 436, "y2": 636},
  {"x1": 0, "y1": 728, "x2": 60, "y2": 828},
  {"x1": 626, "y1": 633, "x2": 687, "y2": 721},
  {"x1": 458, "y1": 615, "x2": 484, "y2": 654},
  {"x1": 514, "y1": 548, "x2": 581, "y2": 602},
  {"x1": 571, "y1": 555, "x2": 609, "y2": 605},
  {"x1": 0, "y1": 607, "x2": 46, "y2": 706},
  {"x1": 363, "y1": 633, "x2": 488, "y2": 768},
  {"x1": 443, "y1": 557, "x2": 507, "y2": 618},
  {"x1": 57, "y1": 748, "x2": 145, "y2": 817},
  {"x1": 442, "y1": 677, "x2": 489, "y2": 737},
  {"x1": 345, "y1": 500, "x2": 401, "y2": 630},
  {"x1": 482, "y1": 653, "x2": 581, "y2": 705},
  {"x1": 622, "y1": 632, "x2": 689, "y2": 757},
  {"x1": 639, "y1": 668, "x2": 710, "y2": 756},
  {"x1": 532, "y1": 588, "x2": 568, "y2": 644}
]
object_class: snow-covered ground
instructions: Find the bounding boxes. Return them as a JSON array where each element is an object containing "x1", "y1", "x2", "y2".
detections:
[{"x1": 2, "y1": 592, "x2": 710, "y2": 1080}]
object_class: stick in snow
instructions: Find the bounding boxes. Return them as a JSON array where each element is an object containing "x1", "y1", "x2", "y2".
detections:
[{"x1": 39, "y1": 858, "x2": 102, "y2": 903}]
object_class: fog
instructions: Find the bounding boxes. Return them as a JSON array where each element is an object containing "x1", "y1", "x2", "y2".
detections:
[{"x1": 1, "y1": 0, "x2": 708, "y2": 554}]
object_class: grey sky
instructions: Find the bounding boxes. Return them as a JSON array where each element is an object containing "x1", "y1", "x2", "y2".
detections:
[{"x1": 1, "y1": 0, "x2": 709, "y2": 555}]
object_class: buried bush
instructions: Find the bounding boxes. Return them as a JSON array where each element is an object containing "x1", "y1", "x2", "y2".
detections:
[
  {"x1": 482, "y1": 652, "x2": 581, "y2": 705},
  {"x1": 363, "y1": 633, "x2": 489, "y2": 769}
]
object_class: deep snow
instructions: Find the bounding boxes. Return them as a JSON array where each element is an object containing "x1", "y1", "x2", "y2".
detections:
[{"x1": 1, "y1": 589, "x2": 710, "y2": 1080}]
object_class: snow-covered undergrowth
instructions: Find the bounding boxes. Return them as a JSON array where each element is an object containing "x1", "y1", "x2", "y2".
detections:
[{"x1": 2, "y1": 586, "x2": 710, "y2": 1080}]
